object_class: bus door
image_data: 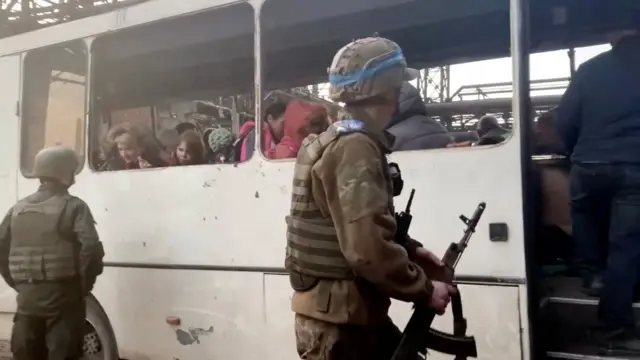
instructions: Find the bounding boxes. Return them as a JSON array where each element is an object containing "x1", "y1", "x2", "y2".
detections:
[{"x1": 0, "y1": 54, "x2": 21, "y2": 339}]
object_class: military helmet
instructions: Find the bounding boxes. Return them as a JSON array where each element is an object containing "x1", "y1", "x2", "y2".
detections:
[
  {"x1": 328, "y1": 37, "x2": 419, "y2": 103},
  {"x1": 33, "y1": 146, "x2": 79, "y2": 181}
]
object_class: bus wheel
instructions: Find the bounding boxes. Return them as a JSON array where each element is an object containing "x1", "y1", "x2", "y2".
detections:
[{"x1": 83, "y1": 296, "x2": 118, "y2": 360}]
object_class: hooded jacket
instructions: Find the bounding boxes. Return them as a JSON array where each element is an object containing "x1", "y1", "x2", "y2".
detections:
[
  {"x1": 272, "y1": 100, "x2": 328, "y2": 160},
  {"x1": 386, "y1": 83, "x2": 453, "y2": 151},
  {"x1": 238, "y1": 120, "x2": 276, "y2": 161}
]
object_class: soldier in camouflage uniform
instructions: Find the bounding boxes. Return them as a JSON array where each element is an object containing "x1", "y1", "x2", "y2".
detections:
[
  {"x1": 285, "y1": 37, "x2": 456, "y2": 360},
  {"x1": 0, "y1": 146, "x2": 105, "y2": 360}
]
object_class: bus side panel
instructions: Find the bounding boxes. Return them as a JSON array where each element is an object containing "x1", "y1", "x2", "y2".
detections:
[
  {"x1": 254, "y1": 135, "x2": 527, "y2": 279},
  {"x1": 388, "y1": 285, "x2": 524, "y2": 360},
  {"x1": 93, "y1": 267, "x2": 271, "y2": 360},
  {"x1": 94, "y1": 270, "x2": 525, "y2": 360},
  {"x1": 264, "y1": 274, "x2": 523, "y2": 360},
  {"x1": 14, "y1": 136, "x2": 527, "y2": 279},
  {"x1": 0, "y1": 55, "x2": 21, "y2": 342}
]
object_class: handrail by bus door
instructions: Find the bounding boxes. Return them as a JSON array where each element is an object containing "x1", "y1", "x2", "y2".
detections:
[{"x1": 510, "y1": 0, "x2": 539, "y2": 359}]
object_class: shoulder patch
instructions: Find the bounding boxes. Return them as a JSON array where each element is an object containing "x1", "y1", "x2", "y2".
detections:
[
  {"x1": 331, "y1": 119, "x2": 365, "y2": 135},
  {"x1": 301, "y1": 133, "x2": 320, "y2": 148}
]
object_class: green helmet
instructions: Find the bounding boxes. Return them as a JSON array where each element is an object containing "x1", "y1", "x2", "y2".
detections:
[
  {"x1": 33, "y1": 146, "x2": 79, "y2": 181},
  {"x1": 328, "y1": 37, "x2": 419, "y2": 103}
]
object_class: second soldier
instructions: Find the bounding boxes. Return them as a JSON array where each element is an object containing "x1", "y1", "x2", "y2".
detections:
[{"x1": 0, "y1": 146, "x2": 105, "y2": 360}]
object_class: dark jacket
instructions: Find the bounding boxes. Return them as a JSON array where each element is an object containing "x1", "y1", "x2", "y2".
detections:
[
  {"x1": 556, "y1": 36, "x2": 640, "y2": 164},
  {"x1": 450, "y1": 132, "x2": 479, "y2": 143},
  {"x1": 386, "y1": 83, "x2": 453, "y2": 151},
  {"x1": 477, "y1": 127, "x2": 510, "y2": 146},
  {"x1": 0, "y1": 183, "x2": 104, "y2": 315}
]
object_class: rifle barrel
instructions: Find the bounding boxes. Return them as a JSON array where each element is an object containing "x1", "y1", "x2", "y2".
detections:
[
  {"x1": 454, "y1": 203, "x2": 486, "y2": 267},
  {"x1": 405, "y1": 189, "x2": 416, "y2": 213}
]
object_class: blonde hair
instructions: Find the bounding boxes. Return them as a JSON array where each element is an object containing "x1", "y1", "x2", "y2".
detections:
[{"x1": 103, "y1": 123, "x2": 144, "y2": 153}]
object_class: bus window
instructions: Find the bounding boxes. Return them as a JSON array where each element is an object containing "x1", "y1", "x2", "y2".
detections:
[
  {"x1": 89, "y1": 2, "x2": 255, "y2": 171},
  {"x1": 259, "y1": 0, "x2": 514, "y2": 160},
  {"x1": 20, "y1": 40, "x2": 87, "y2": 176}
]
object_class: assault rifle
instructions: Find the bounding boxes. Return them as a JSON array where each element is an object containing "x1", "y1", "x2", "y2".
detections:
[{"x1": 393, "y1": 189, "x2": 486, "y2": 360}]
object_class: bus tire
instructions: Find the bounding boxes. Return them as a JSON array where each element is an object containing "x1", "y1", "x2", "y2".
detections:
[{"x1": 84, "y1": 294, "x2": 119, "y2": 360}]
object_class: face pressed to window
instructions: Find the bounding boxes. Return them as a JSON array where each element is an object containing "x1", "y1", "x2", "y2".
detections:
[
  {"x1": 115, "y1": 133, "x2": 143, "y2": 164},
  {"x1": 176, "y1": 141, "x2": 195, "y2": 165}
]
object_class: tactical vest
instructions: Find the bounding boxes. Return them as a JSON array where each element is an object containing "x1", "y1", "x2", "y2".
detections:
[
  {"x1": 9, "y1": 194, "x2": 78, "y2": 283},
  {"x1": 285, "y1": 120, "x2": 392, "y2": 286}
]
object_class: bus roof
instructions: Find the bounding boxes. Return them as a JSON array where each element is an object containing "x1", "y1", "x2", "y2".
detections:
[
  {"x1": 3, "y1": 0, "x2": 635, "y2": 79},
  {"x1": 259, "y1": 0, "x2": 638, "y2": 68}
]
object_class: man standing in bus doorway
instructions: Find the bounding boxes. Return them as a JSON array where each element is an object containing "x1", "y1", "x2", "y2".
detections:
[
  {"x1": 556, "y1": 29, "x2": 640, "y2": 354},
  {"x1": 285, "y1": 37, "x2": 456, "y2": 360},
  {"x1": 0, "y1": 146, "x2": 105, "y2": 360}
]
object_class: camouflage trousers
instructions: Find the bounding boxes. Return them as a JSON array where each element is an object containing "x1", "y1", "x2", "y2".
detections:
[
  {"x1": 294, "y1": 314, "x2": 419, "y2": 360},
  {"x1": 11, "y1": 303, "x2": 86, "y2": 360}
]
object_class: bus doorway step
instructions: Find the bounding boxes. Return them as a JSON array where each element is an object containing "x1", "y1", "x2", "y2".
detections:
[
  {"x1": 541, "y1": 277, "x2": 640, "y2": 360},
  {"x1": 547, "y1": 347, "x2": 640, "y2": 360}
]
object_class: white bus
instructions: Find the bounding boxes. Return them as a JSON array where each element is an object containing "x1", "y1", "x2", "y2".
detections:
[{"x1": 0, "y1": 0, "x2": 634, "y2": 359}]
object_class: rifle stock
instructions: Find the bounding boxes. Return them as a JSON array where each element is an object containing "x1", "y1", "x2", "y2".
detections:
[{"x1": 391, "y1": 199, "x2": 486, "y2": 360}]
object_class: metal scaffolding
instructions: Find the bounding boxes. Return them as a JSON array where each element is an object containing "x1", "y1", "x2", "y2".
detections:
[
  {"x1": 450, "y1": 77, "x2": 570, "y2": 101},
  {"x1": 416, "y1": 66, "x2": 451, "y2": 103},
  {"x1": 0, "y1": 0, "x2": 149, "y2": 38}
]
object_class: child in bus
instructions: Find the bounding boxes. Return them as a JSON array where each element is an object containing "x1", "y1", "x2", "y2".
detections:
[
  {"x1": 173, "y1": 129, "x2": 206, "y2": 166},
  {"x1": 101, "y1": 123, "x2": 167, "y2": 171},
  {"x1": 271, "y1": 99, "x2": 328, "y2": 160}
]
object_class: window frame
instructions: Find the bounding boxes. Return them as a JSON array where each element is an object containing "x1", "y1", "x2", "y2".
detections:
[
  {"x1": 19, "y1": 40, "x2": 89, "y2": 178},
  {"x1": 86, "y1": 3, "x2": 257, "y2": 172}
]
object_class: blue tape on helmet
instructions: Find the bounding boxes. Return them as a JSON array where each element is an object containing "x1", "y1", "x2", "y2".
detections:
[
  {"x1": 333, "y1": 119, "x2": 365, "y2": 134},
  {"x1": 329, "y1": 49, "x2": 406, "y2": 87}
]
